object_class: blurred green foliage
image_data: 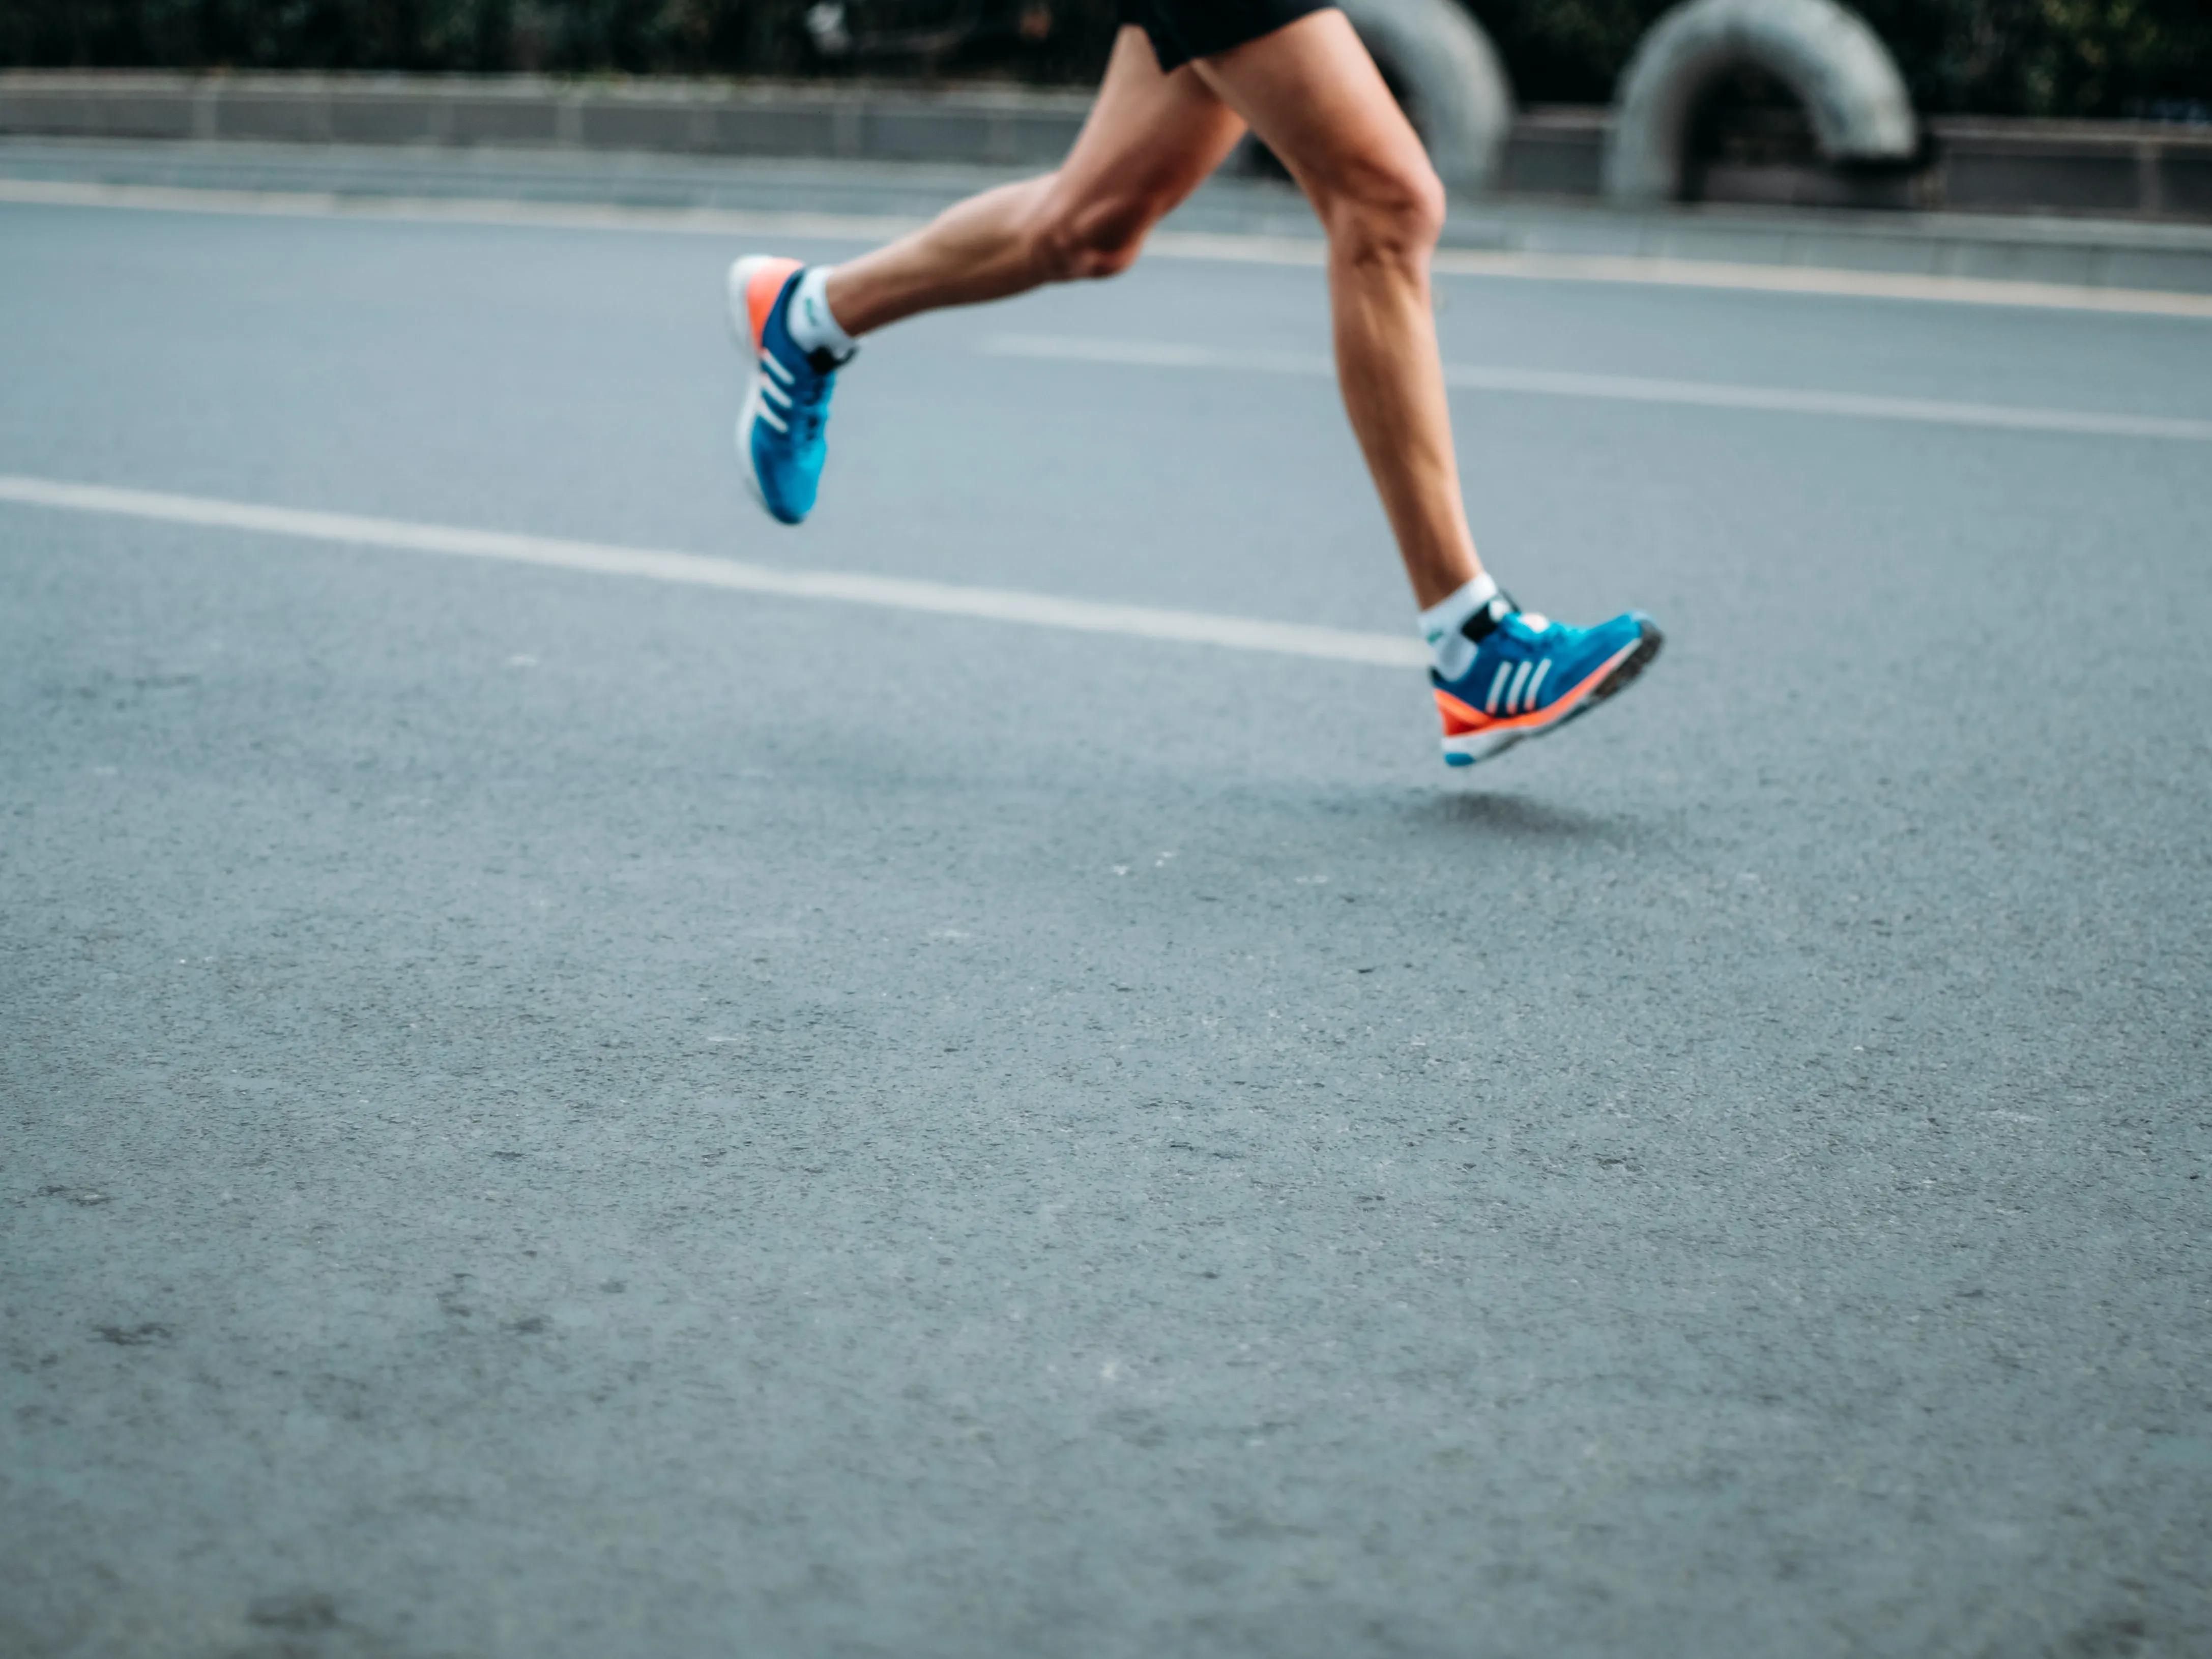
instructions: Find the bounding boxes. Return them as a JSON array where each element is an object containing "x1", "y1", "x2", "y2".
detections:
[{"x1": 2, "y1": 0, "x2": 2207, "y2": 118}]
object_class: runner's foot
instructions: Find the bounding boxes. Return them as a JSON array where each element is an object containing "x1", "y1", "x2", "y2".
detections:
[
  {"x1": 727, "y1": 256, "x2": 844, "y2": 525},
  {"x1": 1430, "y1": 594, "x2": 1662, "y2": 767}
]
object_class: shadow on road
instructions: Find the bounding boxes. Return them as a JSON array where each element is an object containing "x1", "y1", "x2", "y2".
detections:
[{"x1": 1417, "y1": 789, "x2": 1630, "y2": 843}]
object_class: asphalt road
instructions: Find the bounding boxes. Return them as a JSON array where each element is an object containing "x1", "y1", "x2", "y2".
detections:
[{"x1": 3, "y1": 187, "x2": 2209, "y2": 1659}]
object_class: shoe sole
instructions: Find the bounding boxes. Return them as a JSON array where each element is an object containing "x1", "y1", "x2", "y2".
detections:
[
  {"x1": 727, "y1": 255, "x2": 796, "y2": 522},
  {"x1": 1442, "y1": 619, "x2": 1665, "y2": 768}
]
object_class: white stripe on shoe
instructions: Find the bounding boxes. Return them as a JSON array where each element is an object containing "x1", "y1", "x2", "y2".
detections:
[
  {"x1": 1525, "y1": 658, "x2": 1552, "y2": 709},
  {"x1": 1505, "y1": 660, "x2": 1535, "y2": 714},
  {"x1": 1486, "y1": 662, "x2": 1512, "y2": 714}
]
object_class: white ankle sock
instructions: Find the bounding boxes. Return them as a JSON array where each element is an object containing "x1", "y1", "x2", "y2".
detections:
[
  {"x1": 1419, "y1": 573, "x2": 1502, "y2": 681},
  {"x1": 784, "y1": 266, "x2": 857, "y2": 361}
]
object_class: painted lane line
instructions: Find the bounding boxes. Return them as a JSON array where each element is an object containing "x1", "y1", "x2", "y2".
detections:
[
  {"x1": 0, "y1": 474, "x2": 1427, "y2": 670},
  {"x1": 1177, "y1": 234, "x2": 2212, "y2": 325},
  {"x1": 1425, "y1": 247, "x2": 2212, "y2": 322},
  {"x1": 5, "y1": 176, "x2": 2211, "y2": 323},
  {"x1": 982, "y1": 334, "x2": 2212, "y2": 444},
  {"x1": 1154, "y1": 230, "x2": 2212, "y2": 324}
]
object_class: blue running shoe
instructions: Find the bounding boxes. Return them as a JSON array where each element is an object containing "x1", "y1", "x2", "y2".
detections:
[
  {"x1": 727, "y1": 255, "x2": 847, "y2": 525},
  {"x1": 1431, "y1": 592, "x2": 1663, "y2": 767}
]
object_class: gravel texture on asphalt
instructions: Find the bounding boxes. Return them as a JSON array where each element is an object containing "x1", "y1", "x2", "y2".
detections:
[{"x1": 3, "y1": 196, "x2": 2209, "y2": 1659}]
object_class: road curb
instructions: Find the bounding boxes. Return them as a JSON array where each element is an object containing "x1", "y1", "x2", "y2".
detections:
[
  {"x1": 9, "y1": 70, "x2": 2212, "y2": 223},
  {"x1": 5, "y1": 72, "x2": 2212, "y2": 297}
]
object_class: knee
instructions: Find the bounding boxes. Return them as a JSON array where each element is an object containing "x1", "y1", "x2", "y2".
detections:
[
  {"x1": 1324, "y1": 152, "x2": 1447, "y2": 266},
  {"x1": 1026, "y1": 183, "x2": 1158, "y2": 282}
]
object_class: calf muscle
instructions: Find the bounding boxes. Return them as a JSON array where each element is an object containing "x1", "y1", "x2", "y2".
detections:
[
  {"x1": 1195, "y1": 10, "x2": 1479, "y2": 605},
  {"x1": 820, "y1": 10, "x2": 1481, "y2": 606}
]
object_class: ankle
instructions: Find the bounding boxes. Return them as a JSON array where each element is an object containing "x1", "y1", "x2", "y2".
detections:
[
  {"x1": 789, "y1": 266, "x2": 859, "y2": 360},
  {"x1": 1419, "y1": 573, "x2": 1510, "y2": 681}
]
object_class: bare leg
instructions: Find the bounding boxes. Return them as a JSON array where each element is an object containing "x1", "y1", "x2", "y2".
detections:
[
  {"x1": 1192, "y1": 10, "x2": 1480, "y2": 606},
  {"x1": 821, "y1": 12, "x2": 1482, "y2": 608},
  {"x1": 825, "y1": 28, "x2": 1246, "y2": 336}
]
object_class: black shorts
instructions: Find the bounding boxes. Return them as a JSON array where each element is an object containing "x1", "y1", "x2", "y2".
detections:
[{"x1": 1116, "y1": 0, "x2": 1333, "y2": 72}]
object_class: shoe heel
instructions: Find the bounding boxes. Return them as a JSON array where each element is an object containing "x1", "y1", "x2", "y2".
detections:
[
  {"x1": 726, "y1": 255, "x2": 799, "y2": 350},
  {"x1": 726, "y1": 256, "x2": 768, "y2": 347}
]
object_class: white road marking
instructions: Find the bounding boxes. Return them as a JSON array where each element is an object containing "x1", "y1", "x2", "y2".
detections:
[
  {"x1": 1424, "y1": 246, "x2": 2212, "y2": 322},
  {"x1": 4, "y1": 176, "x2": 2210, "y2": 322},
  {"x1": 0, "y1": 474, "x2": 1426, "y2": 669},
  {"x1": 983, "y1": 334, "x2": 2212, "y2": 444}
]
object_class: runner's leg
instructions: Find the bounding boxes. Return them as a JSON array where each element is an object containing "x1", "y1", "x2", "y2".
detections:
[
  {"x1": 1190, "y1": 9, "x2": 1478, "y2": 606},
  {"x1": 824, "y1": 27, "x2": 1246, "y2": 335}
]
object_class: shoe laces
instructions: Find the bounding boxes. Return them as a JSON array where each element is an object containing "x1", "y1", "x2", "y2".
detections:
[
  {"x1": 1496, "y1": 610, "x2": 1557, "y2": 651},
  {"x1": 787, "y1": 355, "x2": 840, "y2": 441}
]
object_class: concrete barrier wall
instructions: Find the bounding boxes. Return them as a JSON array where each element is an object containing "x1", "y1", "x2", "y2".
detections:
[
  {"x1": 1503, "y1": 109, "x2": 2212, "y2": 220},
  {"x1": 0, "y1": 73, "x2": 1095, "y2": 168},
  {"x1": 4, "y1": 71, "x2": 2209, "y2": 222},
  {"x1": 1936, "y1": 120, "x2": 2212, "y2": 220}
]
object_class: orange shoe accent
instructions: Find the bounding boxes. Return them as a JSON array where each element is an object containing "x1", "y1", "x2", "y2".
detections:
[
  {"x1": 1493, "y1": 644, "x2": 1639, "y2": 730},
  {"x1": 1433, "y1": 638, "x2": 1643, "y2": 737},
  {"x1": 1433, "y1": 687, "x2": 1493, "y2": 737},
  {"x1": 746, "y1": 257, "x2": 803, "y2": 346}
]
